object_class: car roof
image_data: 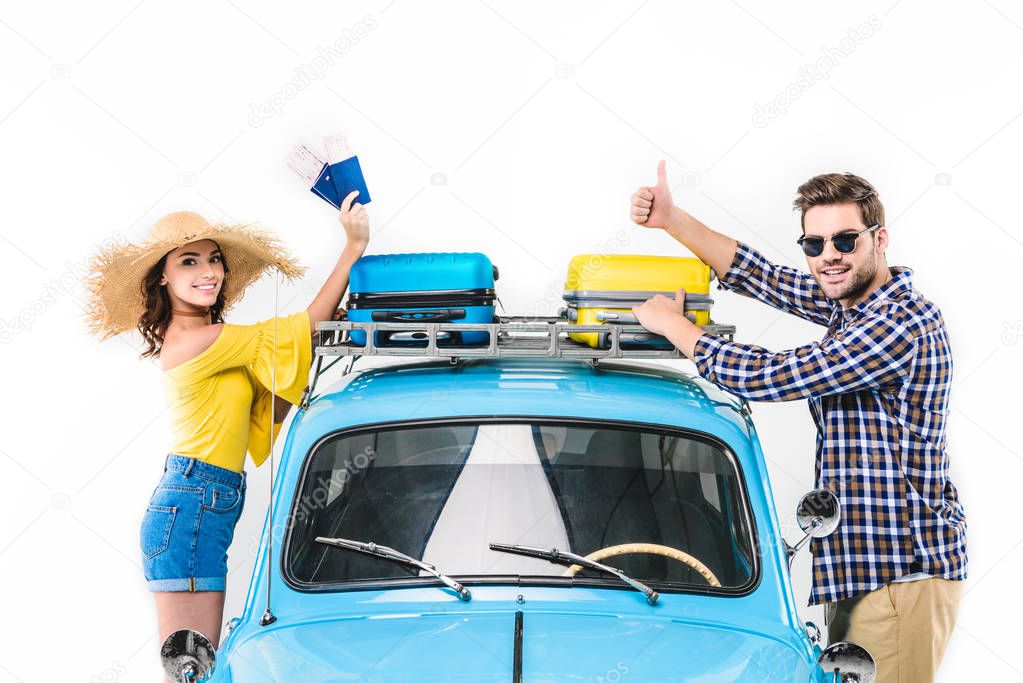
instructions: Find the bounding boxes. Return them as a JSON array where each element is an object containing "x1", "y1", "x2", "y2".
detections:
[{"x1": 300, "y1": 358, "x2": 753, "y2": 447}]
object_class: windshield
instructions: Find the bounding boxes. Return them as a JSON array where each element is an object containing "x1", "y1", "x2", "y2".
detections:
[{"x1": 285, "y1": 420, "x2": 756, "y2": 592}]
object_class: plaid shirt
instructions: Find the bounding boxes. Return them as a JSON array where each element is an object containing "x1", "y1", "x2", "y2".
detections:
[{"x1": 692, "y1": 242, "x2": 968, "y2": 605}]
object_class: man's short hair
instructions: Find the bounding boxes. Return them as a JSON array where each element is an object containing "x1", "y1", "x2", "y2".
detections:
[{"x1": 793, "y1": 172, "x2": 885, "y2": 232}]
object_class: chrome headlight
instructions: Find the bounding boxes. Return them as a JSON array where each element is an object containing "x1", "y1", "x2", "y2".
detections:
[{"x1": 160, "y1": 629, "x2": 216, "y2": 682}]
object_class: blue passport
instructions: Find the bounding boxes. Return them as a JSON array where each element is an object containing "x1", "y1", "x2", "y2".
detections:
[{"x1": 310, "y1": 156, "x2": 371, "y2": 209}]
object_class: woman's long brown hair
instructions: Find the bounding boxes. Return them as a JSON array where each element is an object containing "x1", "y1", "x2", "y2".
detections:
[{"x1": 137, "y1": 244, "x2": 230, "y2": 360}]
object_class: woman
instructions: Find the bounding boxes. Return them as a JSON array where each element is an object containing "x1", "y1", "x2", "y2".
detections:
[{"x1": 84, "y1": 191, "x2": 368, "y2": 677}]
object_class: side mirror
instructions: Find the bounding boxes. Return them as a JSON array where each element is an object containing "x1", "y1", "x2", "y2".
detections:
[
  {"x1": 160, "y1": 629, "x2": 216, "y2": 682},
  {"x1": 817, "y1": 641, "x2": 876, "y2": 682},
  {"x1": 785, "y1": 488, "x2": 841, "y2": 567}
]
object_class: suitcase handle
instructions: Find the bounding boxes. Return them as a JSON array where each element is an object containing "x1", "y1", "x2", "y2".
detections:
[
  {"x1": 383, "y1": 330, "x2": 454, "y2": 343},
  {"x1": 596, "y1": 311, "x2": 696, "y2": 324},
  {"x1": 370, "y1": 308, "x2": 467, "y2": 323},
  {"x1": 597, "y1": 330, "x2": 674, "y2": 349}
]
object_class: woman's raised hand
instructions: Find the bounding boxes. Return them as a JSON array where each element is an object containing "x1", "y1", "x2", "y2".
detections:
[
  {"x1": 307, "y1": 190, "x2": 370, "y2": 332},
  {"x1": 340, "y1": 190, "x2": 370, "y2": 249}
]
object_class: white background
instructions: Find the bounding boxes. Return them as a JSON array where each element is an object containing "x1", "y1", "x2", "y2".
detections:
[{"x1": 1, "y1": 1, "x2": 1021, "y2": 680}]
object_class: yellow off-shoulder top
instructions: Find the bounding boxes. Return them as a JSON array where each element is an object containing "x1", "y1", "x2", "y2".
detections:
[{"x1": 162, "y1": 309, "x2": 312, "y2": 473}]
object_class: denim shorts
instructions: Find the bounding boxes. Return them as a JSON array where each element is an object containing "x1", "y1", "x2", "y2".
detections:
[{"x1": 140, "y1": 454, "x2": 247, "y2": 592}]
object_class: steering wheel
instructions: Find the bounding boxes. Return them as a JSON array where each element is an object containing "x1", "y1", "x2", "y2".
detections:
[{"x1": 560, "y1": 542, "x2": 721, "y2": 587}]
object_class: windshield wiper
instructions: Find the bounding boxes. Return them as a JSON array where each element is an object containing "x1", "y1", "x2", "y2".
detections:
[
  {"x1": 489, "y1": 542, "x2": 659, "y2": 605},
  {"x1": 315, "y1": 537, "x2": 471, "y2": 601}
]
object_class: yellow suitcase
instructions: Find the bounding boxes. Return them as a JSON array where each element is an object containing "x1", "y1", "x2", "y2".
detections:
[{"x1": 562, "y1": 254, "x2": 713, "y2": 349}]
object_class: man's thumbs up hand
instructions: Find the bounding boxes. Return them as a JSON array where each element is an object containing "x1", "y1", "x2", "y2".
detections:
[{"x1": 630, "y1": 159, "x2": 674, "y2": 229}]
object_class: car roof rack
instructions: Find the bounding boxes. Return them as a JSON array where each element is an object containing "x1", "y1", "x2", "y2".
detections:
[{"x1": 300, "y1": 316, "x2": 735, "y2": 409}]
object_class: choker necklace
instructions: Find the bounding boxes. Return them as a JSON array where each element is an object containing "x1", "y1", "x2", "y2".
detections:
[{"x1": 171, "y1": 309, "x2": 210, "y2": 317}]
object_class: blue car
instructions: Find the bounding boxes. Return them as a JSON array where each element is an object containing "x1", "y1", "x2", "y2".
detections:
[{"x1": 161, "y1": 318, "x2": 875, "y2": 682}]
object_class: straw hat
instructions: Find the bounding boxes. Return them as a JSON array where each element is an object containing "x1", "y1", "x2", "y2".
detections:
[{"x1": 84, "y1": 211, "x2": 306, "y2": 340}]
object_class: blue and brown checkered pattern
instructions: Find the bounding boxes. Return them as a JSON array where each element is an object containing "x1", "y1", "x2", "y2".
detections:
[{"x1": 692, "y1": 241, "x2": 968, "y2": 605}]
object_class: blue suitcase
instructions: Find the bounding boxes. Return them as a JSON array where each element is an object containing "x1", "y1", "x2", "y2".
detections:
[{"x1": 345, "y1": 252, "x2": 499, "y2": 347}]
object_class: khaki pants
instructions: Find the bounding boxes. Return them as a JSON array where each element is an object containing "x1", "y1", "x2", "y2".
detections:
[{"x1": 824, "y1": 577, "x2": 964, "y2": 683}]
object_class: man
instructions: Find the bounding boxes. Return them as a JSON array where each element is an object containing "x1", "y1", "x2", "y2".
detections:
[{"x1": 629, "y1": 161, "x2": 967, "y2": 683}]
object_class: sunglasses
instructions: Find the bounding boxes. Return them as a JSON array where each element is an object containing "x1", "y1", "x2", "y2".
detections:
[{"x1": 797, "y1": 224, "x2": 879, "y2": 257}]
